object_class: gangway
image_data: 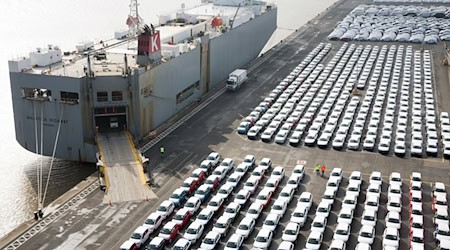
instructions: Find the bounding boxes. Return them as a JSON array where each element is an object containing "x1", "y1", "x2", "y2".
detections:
[{"x1": 97, "y1": 131, "x2": 156, "y2": 203}]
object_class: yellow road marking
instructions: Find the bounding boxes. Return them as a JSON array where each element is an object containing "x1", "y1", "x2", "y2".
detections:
[
  {"x1": 96, "y1": 134, "x2": 110, "y2": 193},
  {"x1": 125, "y1": 131, "x2": 149, "y2": 187}
]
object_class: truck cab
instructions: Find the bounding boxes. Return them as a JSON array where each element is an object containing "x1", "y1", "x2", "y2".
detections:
[{"x1": 227, "y1": 69, "x2": 247, "y2": 91}]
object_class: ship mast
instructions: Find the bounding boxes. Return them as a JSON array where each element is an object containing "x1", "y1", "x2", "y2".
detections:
[{"x1": 127, "y1": 0, "x2": 144, "y2": 38}]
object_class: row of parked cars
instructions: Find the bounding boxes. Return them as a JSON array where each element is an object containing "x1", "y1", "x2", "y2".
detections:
[
  {"x1": 328, "y1": 5, "x2": 450, "y2": 43},
  {"x1": 375, "y1": 0, "x2": 450, "y2": 2}
]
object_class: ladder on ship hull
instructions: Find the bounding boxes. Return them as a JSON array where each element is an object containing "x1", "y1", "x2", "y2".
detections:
[{"x1": 97, "y1": 131, "x2": 156, "y2": 203}]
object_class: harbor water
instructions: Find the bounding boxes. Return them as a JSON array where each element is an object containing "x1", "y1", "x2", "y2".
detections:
[{"x1": 0, "y1": 0, "x2": 338, "y2": 239}]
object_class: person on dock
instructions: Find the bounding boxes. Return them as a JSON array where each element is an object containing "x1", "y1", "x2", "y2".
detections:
[
  {"x1": 160, "y1": 146, "x2": 165, "y2": 158},
  {"x1": 321, "y1": 164, "x2": 326, "y2": 177},
  {"x1": 314, "y1": 164, "x2": 320, "y2": 175}
]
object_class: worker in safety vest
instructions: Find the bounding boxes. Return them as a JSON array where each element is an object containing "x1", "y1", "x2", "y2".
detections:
[
  {"x1": 160, "y1": 146, "x2": 165, "y2": 158},
  {"x1": 321, "y1": 164, "x2": 326, "y2": 177},
  {"x1": 314, "y1": 164, "x2": 320, "y2": 175}
]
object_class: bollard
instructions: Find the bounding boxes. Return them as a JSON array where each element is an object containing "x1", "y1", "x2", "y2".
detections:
[
  {"x1": 38, "y1": 210, "x2": 43, "y2": 218},
  {"x1": 34, "y1": 211, "x2": 39, "y2": 220}
]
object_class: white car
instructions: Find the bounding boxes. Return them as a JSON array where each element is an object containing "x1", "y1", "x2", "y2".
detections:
[
  {"x1": 363, "y1": 136, "x2": 376, "y2": 151},
  {"x1": 433, "y1": 182, "x2": 446, "y2": 197},
  {"x1": 226, "y1": 173, "x2": 242, "y2": 188},
  {"x1": 282, "y1": 222, "x2": 300, "y2": 242},
  {"x1": 253, "y1": 229, "x2": 273, "y2": 249},
  {"x1": 129, "y1": 226, "x2": 151, "y2": 247},
  {"x1": 206, "y1": 152, "x2": 221, "y2": 167},
  {"x1": 305, "y1": 231, "x2": 323, "y2": 250},
  {"x1": 410, "y1": 190, "x2": 422, "y2": 206},
  {"x1": 434, "y1": 193, "x2": 448, "y2": 212},
  {"x1": 212, "y1": 166, "x2": 228, "y2": 181},
  {"x1": 322, "y1": 188, "x2": 337, "y2": 208},
  {"x1": 290, "y1": 205, "x2": 308, "y2": 227},
  {"x1": 263, "y1": 213, "x2": 281, "y2": 231},
  {"x1": 337, "y1": 207, "x2": 354, "y2": 225},
  {"x1": 435, "y1": 208, "x2": 450, "y2": 226},
  {"x1": 207, "y1": 196, "x2": 224, "y2": 213},
  {"x1": 383, "y1": 227, "x2": 399, "y2": 248},
  {"x1": 358, "y1": 225, "x2": 375, "y2": 245},
  {"x1": 278, "y1": 241, "x2": 294, "y2": 250},
  {"x1": 142, "y1": 212, "x2": 163, "y2": 234},
  {"x1": 195, "y1": 209, "x2": 214, "y2": 226},
  {"x1": 270, "y1": 166, "x2": 285, "y2": 181},
  {"x1": 330, "y1": 168, "x2": 343, "y2": 182},
  {"x1": 410, "y1": 172, "x2": 422, "y2": 182},
  {"x1": 369, "y1": 171, "x2": 382, "y2": 186},
  {"x1": 255, "y1": 188, "x2": 273, "y2": 208},
  {"x1": 251, "y1": 166, "x2": 266, "y2": 181},
  {"x1": 361, "y1": 209, "x2": 377, "y2": 227},
  {"x1": 184, "y1": 196, "x2": 202, "y2": 214},
  {"x1": 224, "y1": 234, "x2": 244, "y2": 250},
  {"x1": 258, "y1": 157, "x2": 272, "y2": 170},
  {"x1": 156, "y1": 200, "x2": 175, "y2": 220},
  {"x1": 389, "y1": 172, "x2": 402, "y2": 188},
  {"x1": 278, "y1": 186, "x2": 296, "y2": 203},
  {"x1": 326, "y1": 177, "x2": 340, "y2": 194},
  {"x1": 349, "y1": 171, "x2": 362, "y2": 186},
  {"x1": 234, "y1": 163, "x2": 249, "y2": 177},
  {"x1": 217, "y1": 184, "x2": 234, "y2": 200},
  {"x1": 355, "y1": 243, "x2": 371, "y2": 250},
  {"x1": 435, "y1": 222, "x2": 450, "y2": 244},
  {"x1": 286, "y1": 175, "x2": 301, "y2": 191},
  {"x1": 316, "y1": 201, "x2": 332, "y2": 218},
  {"x1": 236, "y1": 217, "x2": 255, "y2": 238},
  {"x1": 223, "y1": 202, "x2": 241, "y2": 222},
  {"x1": 220, "y1": 158, "x2": 235, "y2": 172},
  {"x1": 364, "y1": 195, "x2": 380, "y2": 212},
  {"x1": 366, "y1": 183, "x2": 381, "y2": 199},
  {"x1": 246, "y1": 203, "x2": 264, "y2": 220},
  {"x1": 333, "y1": 223, "x2": 351, "y2": 242},
  {"x1": 234, "y1": 189, "x2": 251, "y2": 205},
  {"x1": 271, "y1": 199, "x2": 288, "y2": 215},
  {"x1": 243, "y1": 176, "x2": 260, "y2": 194},
  {"x1": 385, "y1": 211, "x2": 401, "y2": 229},
  {"x1": 200, "y1": 231, "x2": 221, "y2": 250},
  {"x1": 311, "y1": 216, "x2": 327, "y2": 234},
  {"x1": 264, "y1": 178, "x2": 280, "y2": 192},
  {"x1": 329, "y1": 239, "x2": 346, "y2": 250},
  {"x1": 291, "y1": 164, "x2": 305, "y2": 180},
  {"x1": 387, "y1": 196, "x2": 401, "y2": 213},
  {"x1": 184, "y1": 221, "x2": 204, "y2": 243},
  {"x1": 388, "y1": 184, "x2": 402, "y2": 200},
  {"x1": 342, "y1": 194, "x2": 358, "y2": 210},
  {"x1": 347, "y1": 181, "x2": 361, "y2": 197},
  {"x1": 147, "y1": 237, "x2": 166, "y2": 250},
  {"x1": 212, "y1": 216, "x2": 233, "y2": 237},
  {"x1": 242, "y1": 155, "x2": 256, "y2": 169},
  {"x1": 298, "y1": 192, "x2": 313, "y2": 211},
  {"x1": 410, "y1": 228, "x2": 424, "y2": 250}
]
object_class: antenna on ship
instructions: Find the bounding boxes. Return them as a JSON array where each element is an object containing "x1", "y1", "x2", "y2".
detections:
[{"x1": 127, "y1": 0, "x2": 144, "y2": 38}]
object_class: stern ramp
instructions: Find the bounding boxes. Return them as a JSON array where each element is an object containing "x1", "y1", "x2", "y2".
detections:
[{"x1": 97, "y1": 131, "x2": 156, "y2": 203}]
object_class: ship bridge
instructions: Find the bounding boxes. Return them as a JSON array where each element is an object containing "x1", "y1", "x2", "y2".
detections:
[{"x1": 97, "y1": 131, "x2": 156, "y2": 202}]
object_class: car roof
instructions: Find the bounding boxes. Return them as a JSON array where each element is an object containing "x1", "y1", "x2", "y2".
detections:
[
  {"x1": 309, "y1": 231, "x2": 322, "y2": 238},
  {"x1": 151, "y1": 236, "x2": 165, "y2": 244},
  {"x1": 361, "y1": 225, "x2": 374, "y2": 232},
  {"x1": 411, "y1": 228, "x2": 424, "y2": 238},
  {"x1": 258, "y1": 228, "x2": 272, "y2": 237},
  {"x1": 205, "y1": 231, "x2": 220, "y2": 238},
  {"x1": 300, "y1": 192, "x2": 312, "y2": 198},
  {"x1": 120, "y1": 240, "x2": 137, "y2": 248},
  {"x1": 216, "y1": 216, "x2": 230, "y2": 223},
  {"x1": 259, "y1": 188, "x2": 272, "y2": 195},
  {"x1": 387, "y1": 211, "x2": 400, "y2": 219},
  {"x1": 266, "y1": 213, "x2": 280, "y2": 220},
  {"x1": 134, "y1": 226, "x2": 147, "y2": 234},
  {"x1": 364, "y1": 209, "x2": 376, "y2": 216},
  {"x1": 435, "y1": 182, "x2": 445, "y2": 189},
  {"x1": 199, "y1": 208, "x2": 213, "y2": 215},
  {"x1": 385, "y1": 227, "x2": 397, "y2": 234},
  {"x1": 241, "y1": 216, "x2": 255, "y2": 224},
  {"x1": 336, "y1": 223, "x2": 349, "y2": 230}
]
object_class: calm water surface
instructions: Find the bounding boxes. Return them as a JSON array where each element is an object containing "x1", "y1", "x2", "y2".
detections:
[{"x1": 0, "y1": 0, "x2": 338, "y2": 238}]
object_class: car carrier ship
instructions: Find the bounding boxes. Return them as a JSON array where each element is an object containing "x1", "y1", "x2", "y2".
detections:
[{"x1": 8, "y1": 0, "x2": 277, "y2": 163}]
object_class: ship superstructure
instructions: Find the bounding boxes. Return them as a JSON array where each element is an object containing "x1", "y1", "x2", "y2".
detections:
[{"x1": 8, "y1": 0, "x2": 277, "y2": 162}]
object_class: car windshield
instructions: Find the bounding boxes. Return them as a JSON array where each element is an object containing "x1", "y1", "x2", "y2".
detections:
[
  {"x1": 182, "y1": 182, "x2": 191, "y2": 187},
  {"x1": 244, "y1": 158, "x2": 252, "y2": 163},
  {"x1": 294, "y1": 169, "x2": 303, "y2": 173},
  {"x1": 198, "y1": 214, "x2": 208, "y2": 220},
  {"x1": 258, "y1": 195, "x2": 268, "y2": 200},
  {"x1": 187, "y1": 228, "x2": 198, "y2": 234},
  {"x1": 228, "y1": 178, "x2": 237, "y2": 182},
  {"x1": 337, "y1": 229, "x2": 348, "y2": 235},
  {"x1": 246, "y1": 182, "x2": 255, "y2": 187},
  {"x1": 364, "y1": 215, "x2": 375, "y2": 221},
  {"x1": 341, "y1": 214, "x2": 351, "y2": 219},
  {"x1": 131, "y1": 233, "x2": 142, "y2": 239},
  {"x1": 209, "y1": 201, "x2": 219, "y2": 206},
  {"x1": 281, "y1": 193, "x2": 289, "y2": 197},
  {"x1": 412, "y1": 209, "x2": 422, "y2": 215},
  {"x1": 286, "y1": 229, "x2": 297, "y2": 235},
  {"x1": 300, "y1": 197, "x2": 310, "y2": 202},
  {"x1": 174, "y1": 214, "x2": 184, "y2": 220},
  {"x1": 219, "y1": 189, "x2": 228, "y2": 194},
  {"x1": 226, "y1": 242, "x2": 238, "y2": 248},
  {"x1": 145, "y1": 219, "x2": 155, "y2": 225},
  {"x1": 412, "y1": 237, "x2": 424, "y2": 243},
  {"x1": 252, "y1": 172, "x2": 262, "y2": 176},
  {"x1": 412, "y1": 222, "x2": 422, "y2": 228},
  {"x1": 349, "y1": 187, "x2": 358, "y2": 191},
  {"x1": 388, "y1": 218, "x2": 399, "y2": 223},
  {"x1": 438, "y1": 230, "x2": 450, "y2": 236},
  {"x1": 204, "y1": 238, "x2": 214, "y2": 244},
  {"x1": 324, "y1": 195, "x2": 334, "y2": 199},
  {"x1": 318, "y1": 207, "x2": 328, "y2": 212},
  {"x1": 207, "y1": 156, "x2": 215, "y2": 161},
  {"x1": 265, "y1": 220, "x2": 275, "y2": 225},
  {"x1": 266, "y1": 183, "x2": 275, "y2": 187},
  {"x1": 236, "y1": 195, "x2": 245, "y2": 199},
  {"x1": 371, "y1": 176, "x2": 381, "y2": 181},
  {"x1": 386, "y1": 234, "x2": 397, "y2": 240},
  {"x1": 328, "y1": 182, "x2": 337, "y2": 187},
  {"x1": 157, "y1": 206, "x2": 167, "y2": 212},
  {"x1": 239, "y1": 224, "x2": 249, "y2": 230},
  {"x1": 288, "y1": 180, "x2": 297, "y2": 185},
  {"x1": 437, "y1": 200, "x2": 447, "y2": 205},
  {"x1": 351, "y1": 176, "x2": 360, "y2": 180},
  {"x1": 236, "y1": 168, "x2": 244, "y2": 172},
  {"x1": 390, "y1": 202, "x2": 400, "y2": 207},
  {"x1": 361, "y1": 231, "x2": 372, "y2": 237},
  {"x1": 391, "y1": 189, "x2": 400, "y2": 194},
  {"x1": 248, "y1": 209, "x2": 258, "y2": 214},
  {"x1": 308, "y1": 238, "x2": 319, "y2": 244},
  {"x1": 256, "y1": 236, "x2": 267, "y2": 243},
  {"x1": 148, "y1": 245, "x2": 163, "y2": 250},
  {"x1": 367, "y1": 201, "x2": 377, "y2": 206},
  {"x1": 437, "y1": 214, "x2": 449, "y2": 220},
  {"x1": 313, "y1": 222, "x2": 323, "y2": 227},
  {"x1": 213, "y1": 171, "x2": 221, "y2": 176},
  {"x1": 226, "y1": 208, "x2": 236, "y2": 214},
  {"x1": 215, "y1": 223, "x2": 226, "y2": 229},
  {"x1": 161, "y1": 228, "x2": 171, "y2": 234}
]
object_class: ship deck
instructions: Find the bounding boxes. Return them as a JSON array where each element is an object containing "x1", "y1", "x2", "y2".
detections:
[{"x1": 3, "y1": 0, "x2": 450, "y2": 249}]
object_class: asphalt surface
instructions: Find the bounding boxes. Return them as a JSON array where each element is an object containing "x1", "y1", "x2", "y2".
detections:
[{"x1": 4, "y1": 0, "x2": 450, "y2": 249}]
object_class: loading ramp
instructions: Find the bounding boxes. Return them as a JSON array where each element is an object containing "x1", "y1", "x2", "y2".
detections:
[{"x1": 97, "y1": 131, "x2": 156, "y2": 203}]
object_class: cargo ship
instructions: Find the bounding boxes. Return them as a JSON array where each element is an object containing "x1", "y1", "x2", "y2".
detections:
[{"x1": 8, "y1": 0, "x2": 277, "y2": 162}]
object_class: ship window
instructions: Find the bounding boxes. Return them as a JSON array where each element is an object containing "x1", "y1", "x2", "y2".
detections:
[
  {"x1": 21, "y1": 87, "x2": 52, "y2": 101},
  {"x1": 112, "y1": 91, "x2": 123, "y2": 101},
  {"x1": 60, "y1": 91, "x2": 79, "y2": 104},
  {"x1": 97, "y1": 91, "x2": 108, "y2": 102}
]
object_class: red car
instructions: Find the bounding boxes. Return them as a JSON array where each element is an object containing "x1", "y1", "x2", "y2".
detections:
[
  {"x1": 255, "y1": 188, "x2": 273, "y2": 208},
  {"x1": 191, "y1": 169, "x2": 206, "y2": 184},
  {"x1": 181, "y1": 177, "x2": 198, "y2": 194},
  {"x1": 205, "y1": 176, "x2": 220, "y2": 191},
  {"x1": 172, "y1": 208, "x2": 192, "y2": 228},
  {"x1": 158, "y1": 221, "x2": 181, "y2": 243}
]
